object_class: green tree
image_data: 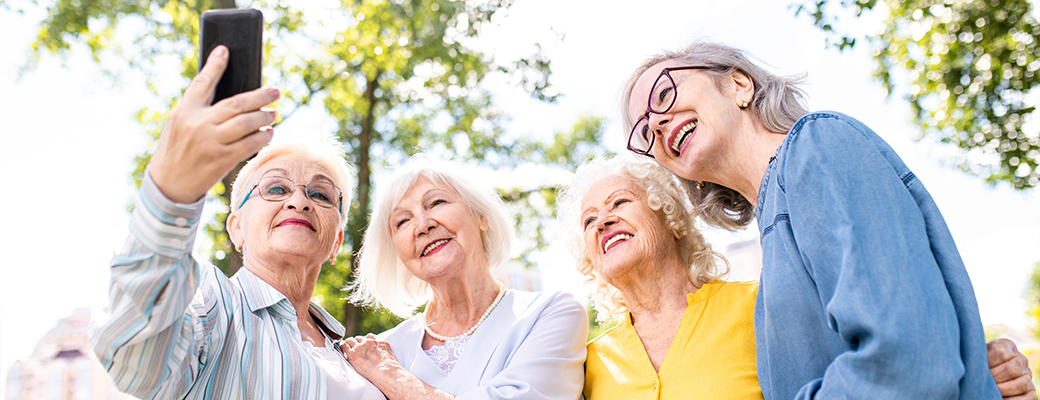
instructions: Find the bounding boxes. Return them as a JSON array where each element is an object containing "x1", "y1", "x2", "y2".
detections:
[
  {"x1": 794, "y1": 0, "x2": 1040, "y2": 189},
  {"x1": 29, "y1": 0, "x2": 607, "y2": 335}
]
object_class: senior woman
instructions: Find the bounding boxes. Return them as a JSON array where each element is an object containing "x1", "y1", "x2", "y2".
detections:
[
  {"x1": 559, "y1": 155, "x2": 760, "y2": 399},
  {"x1": 341, "y1": 158, "x2": 588, "y2": 399},
  {"x1": 620, "y1": 41, "x2": 1033, "y2": 399},
  {"x1": 92, "y1": 46, "x2": 382, "y2": 399}
]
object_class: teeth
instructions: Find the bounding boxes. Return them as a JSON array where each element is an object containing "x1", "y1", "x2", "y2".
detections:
[
  {"x1": 603, "y1": 234, "x2": 633, "y2": 253},
  {"x1": 422, "y1": 239, "x2": 450, "y2": 256},
  {"x1": 672, "y1": 121, "x2": 697, "y2": 153}
]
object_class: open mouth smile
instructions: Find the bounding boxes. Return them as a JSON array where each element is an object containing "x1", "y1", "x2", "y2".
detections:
[
  {"x1": 601, "y1": 231, "x2": 633, "y2": 253},
  {"x1": 670, "y1": 120, "x2": 697, "y2": 155},
  {"x1": 422, "y1": 238, "x2": 451, "y2": 257}
]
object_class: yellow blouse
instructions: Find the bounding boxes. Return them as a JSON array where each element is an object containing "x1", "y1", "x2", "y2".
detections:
[{"x1": 583, "y1": 280, "x2": 762, "y2": 400}]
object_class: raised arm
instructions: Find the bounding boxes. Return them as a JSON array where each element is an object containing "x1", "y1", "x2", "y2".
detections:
[{"x1": 90, "y1": 46, "x2": 279, "y2": 398}]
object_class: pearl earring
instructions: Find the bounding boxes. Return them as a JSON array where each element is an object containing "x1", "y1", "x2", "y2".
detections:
[{"x1": 739, "y1": 101, "x2": 749, "y2": 109}]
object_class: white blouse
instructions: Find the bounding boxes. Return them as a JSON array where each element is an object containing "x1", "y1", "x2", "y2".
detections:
[
  {"x1": 380, "y1": 290, "x2": 588, "y2": 400},
  {"x1": 306, "y1": 335, "x2": 385, "y2": 399}
]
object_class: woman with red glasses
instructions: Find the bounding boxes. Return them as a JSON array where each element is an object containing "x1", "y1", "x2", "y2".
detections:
[{"x1": 620, "y1": 41, "x2": 1032, "y2": 400}]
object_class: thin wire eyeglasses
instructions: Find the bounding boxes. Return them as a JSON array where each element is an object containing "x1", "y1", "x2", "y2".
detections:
[
  {"x1": 627, "y1": 65, "x2": 712, "y2": 158},
  {"x1": 239, "y1": 176, "x2": 343, "y2": 213}
]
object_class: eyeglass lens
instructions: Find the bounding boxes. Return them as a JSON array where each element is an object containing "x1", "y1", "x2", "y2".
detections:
[
  {"x1": 257, "y1": 176, "x2": 339, "y2": 208},
  {"x1": 628, "y1": 70, "x2": 678, "y2": 155}
]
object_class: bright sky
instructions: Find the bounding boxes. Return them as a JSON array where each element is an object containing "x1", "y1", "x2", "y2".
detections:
[{"x1": 2, "y1": 0, "x2": 1038, "y2": 393}]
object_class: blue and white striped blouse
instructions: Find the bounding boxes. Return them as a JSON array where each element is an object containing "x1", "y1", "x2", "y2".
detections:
[{"x1": 91, "y1": 173, "x2": 384, "y2": 399}]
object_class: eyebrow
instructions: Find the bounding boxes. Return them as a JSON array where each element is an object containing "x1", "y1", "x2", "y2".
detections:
[
  {"x1": 311, "y1": 174, "x2": 335, "y2": 185},
  {"x1": 581, "y1": 188, "x2": 634, "y2": 216},
  {"x1": 391, "y1": 188, "x2": 444, "y2": 214},
  {"x1": 261, "y1": 167, "x2": 290, "y2": 177}
]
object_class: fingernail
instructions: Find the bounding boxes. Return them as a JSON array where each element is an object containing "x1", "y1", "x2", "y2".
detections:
[
  {"x1": 267, "y1": 87, "x2": 280, "y2": 98},
  {"x1": 213, "y1": 46, "x2": 226, "y2": 57}
]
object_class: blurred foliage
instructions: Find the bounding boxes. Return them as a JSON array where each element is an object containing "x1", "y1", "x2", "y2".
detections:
[
  {"x1": 794, "y1": 0, "x2": 1040, "y2": 189},
  {"x1": 30, "y1": 0, "x2": 608, "y2": 335},
  {"x1": 1028, "y1": 261, "x2": 1040, "y2": 339},
  {"x1": 586, "y1": 298, "x2": 617, "y2": 342}
]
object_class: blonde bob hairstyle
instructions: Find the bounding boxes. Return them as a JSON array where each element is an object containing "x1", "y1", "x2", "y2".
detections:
[
  {"x1": 229, "y1": 137, "x2": 354, "y2": 231},
  {"x1": 621, "y1": 41, "x2": 809, "y2": 231},
  {"x1": 557, "y1": 155, "x2": 728, "y2": 324},
  {"x1": 348, "y1": 157, "x2": 513, "y2": 318}
]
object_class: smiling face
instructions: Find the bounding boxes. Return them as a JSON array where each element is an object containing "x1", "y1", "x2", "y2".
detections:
[
  {"x1": 580, "y1": 174, "x2": 679, "y2": 284},
  {"x1": 627, "y1": 61, "x2": 753, "y2": 182},
  {"x1": 389, "y1": 175, "x2": 489, "y2": 283},
  {"x1": 227, "y1": 154, "x2": 345, "y2": 268}
]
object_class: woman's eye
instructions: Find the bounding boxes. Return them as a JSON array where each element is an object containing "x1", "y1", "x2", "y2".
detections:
[
  {"x1": 394, "y1": 218, "x2": 409, "y2": 229},
  {"x1": 613, "y1": 199, "x2": 629, "y2": 209},
  {"x1": 430, "y1": 199, "x2": 446, "y2": 207},
  {"x1": 657, "y1": 86, "x2": 672, "y2": 103},
  {"x1": 309, "y1": 191, "x2": 331, "y2": 203},
  {"x1": 266, "y1": 185, "x2": 288, "y2": 196},
  {"x1": 583, "y1": 217, "x2": 595, "y2": 228}
]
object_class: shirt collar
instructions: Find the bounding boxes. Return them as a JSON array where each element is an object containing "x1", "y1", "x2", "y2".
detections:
[{"x1": 232, "y1": 268, "x2": 346, "y2": 338}]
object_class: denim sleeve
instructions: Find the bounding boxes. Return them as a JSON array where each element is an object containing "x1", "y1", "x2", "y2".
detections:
[{"x1": 782, "y1": 115, "x2": 964, "y2": 399}]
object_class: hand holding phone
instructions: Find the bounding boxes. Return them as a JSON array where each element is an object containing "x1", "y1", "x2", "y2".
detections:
[{"x1": 199, "y1": 8, "x2": 263, "y2": 105}]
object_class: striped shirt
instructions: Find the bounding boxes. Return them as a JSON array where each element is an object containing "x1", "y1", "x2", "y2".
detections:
[{"x1": 91, "y1": 173, "x2": 384, "y2": 399}]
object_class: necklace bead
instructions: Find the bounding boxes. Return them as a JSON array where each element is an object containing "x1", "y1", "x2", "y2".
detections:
[{"x1": 423, "y1": 281, "x2": 506, "y2": 342}]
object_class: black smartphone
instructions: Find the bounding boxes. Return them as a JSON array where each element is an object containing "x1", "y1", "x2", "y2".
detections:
[{"x1": 199, "y1": 8, "x2": 263, "y2": 105}]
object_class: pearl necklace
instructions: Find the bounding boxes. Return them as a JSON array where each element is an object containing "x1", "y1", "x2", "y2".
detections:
[{"x1": 423, "y1": 281, "x2": 506, "y2": 342}]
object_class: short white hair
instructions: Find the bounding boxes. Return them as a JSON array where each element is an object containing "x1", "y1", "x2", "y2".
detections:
[
  {"x1": 230, "y1": 136, "x2": 354, "y2": 231},
  {"x1": 557, "y1": 154, "x2": 728, "y2": 323},
  {"x1": 348, "y1": 157, "x2": 513, "y2": 318}
]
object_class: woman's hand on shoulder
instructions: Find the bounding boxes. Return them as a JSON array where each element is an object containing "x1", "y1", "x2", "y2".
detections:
[
  {"x1": 149, "y1": 45, "x2": 280, "y2": 203},
  {"x1": 341, "y1": 334, "x2": 454, "y2": 400},
  {"x1": 341, "y1": 334, "x2": 400, "y2": 378}
]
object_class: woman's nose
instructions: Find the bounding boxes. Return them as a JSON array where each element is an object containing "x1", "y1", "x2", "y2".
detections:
[
  {"x1": 595, "y1": 213, "x2": 617, "y2": 231},
  {"x1": 284, "y1": 186, "x2": 312, "y2": 211},
  {"x1": 416, "y1": 214, "x2": 437, "y2": 234},
  {"x1": 647, "y1": 112, "x2": 670, "y2": 137}
]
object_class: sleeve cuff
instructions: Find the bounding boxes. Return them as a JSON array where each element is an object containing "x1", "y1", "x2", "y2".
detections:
[{"x1": 129, "y1": 170, "x2": 206, "y2": 258}]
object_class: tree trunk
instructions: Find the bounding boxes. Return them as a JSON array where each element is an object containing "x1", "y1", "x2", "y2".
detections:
[
  {"x1": 342, "y1": 71, "x2": 381, "y2": 336},
  {"x1": 212, "y1": 0, "x2": 236, "y2": 9},
  {"x1": 221, "y1": 162, "x2": 245, "y2": 276}
]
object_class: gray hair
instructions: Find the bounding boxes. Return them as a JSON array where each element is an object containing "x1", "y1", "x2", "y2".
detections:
[
  {"x1": 621, "y1": 41, "x2": 810, "y2": 230},
  {"x1": 230, "y1": 137, "x2": 354, "y2": 231},
  {"x1": 348, "y1": 157, "x2": 513, "y2": 318},
  {"x1": 557, "y1": 155, "x2": 728, "y2": 324}
]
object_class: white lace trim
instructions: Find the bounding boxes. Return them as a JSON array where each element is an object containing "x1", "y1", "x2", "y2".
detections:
[{"x1": 423, "y1": 335, "x2": 472, "y2": 373}]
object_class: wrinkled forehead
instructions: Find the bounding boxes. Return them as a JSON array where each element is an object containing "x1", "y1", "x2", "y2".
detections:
[
  {"x1": 252, "y1": 154, "x2": 336, "y2": 183},
  {"x1": 581, "y1": 173, "x2": 645, "y2": 209},
  {"x1": 396, "y1": 174, "x2": 463, "y2": 209}
]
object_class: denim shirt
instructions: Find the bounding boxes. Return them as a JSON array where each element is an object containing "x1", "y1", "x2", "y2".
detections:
[{"x1": 754, "y1": 112, "x2": 1000, "y2": 399}]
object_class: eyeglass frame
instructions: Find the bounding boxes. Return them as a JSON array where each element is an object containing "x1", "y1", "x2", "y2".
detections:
[
  {"x1": 238, "y1": 176, "x2": 344, "y2": 214},
  {"x1": 627, "y1": 65, "x2": 713, "y2": 158}
]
